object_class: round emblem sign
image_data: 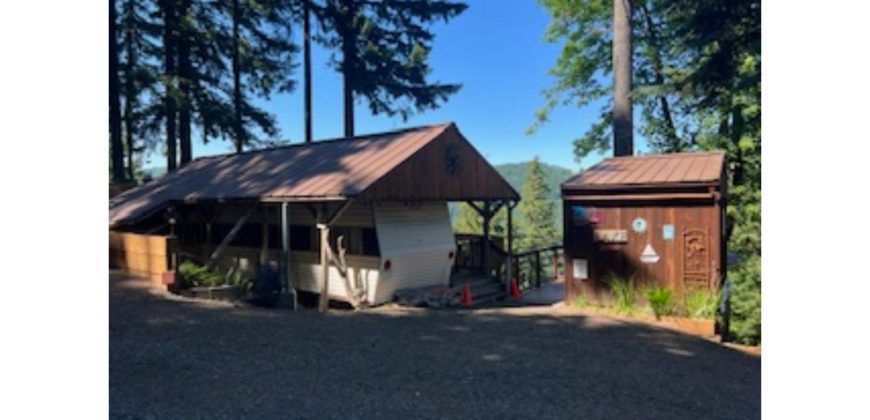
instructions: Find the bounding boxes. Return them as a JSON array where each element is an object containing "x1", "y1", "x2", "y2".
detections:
[{"x1": 632, "y1": 217, "x2": 648, "y2": 234}]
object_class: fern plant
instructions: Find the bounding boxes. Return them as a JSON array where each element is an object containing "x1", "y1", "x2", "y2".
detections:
[{"x1": 644, "y1": 285, "x2": 673, "y2": 320}]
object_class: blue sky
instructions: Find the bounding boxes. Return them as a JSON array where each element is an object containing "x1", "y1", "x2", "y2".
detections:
[{"x1": 148, "y1": 0, "x2": 646, "y2": 172}]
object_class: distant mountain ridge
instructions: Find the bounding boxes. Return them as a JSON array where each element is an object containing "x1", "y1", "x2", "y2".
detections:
[{"x1": 493, "y1": 161, "x2": 575, "y2": 199}]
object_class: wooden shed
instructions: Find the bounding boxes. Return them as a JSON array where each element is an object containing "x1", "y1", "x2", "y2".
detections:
[
  {"x1": 560, "y1": 151, "x2": 726, "y2": 302},
  {"x1": 110, "y1": 123, "x2": 519, "y2": 308}
]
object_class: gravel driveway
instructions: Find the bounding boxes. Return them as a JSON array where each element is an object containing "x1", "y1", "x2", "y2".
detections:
[{"x1": 110, "y1": 272, "x2": 759, "y2": 419}]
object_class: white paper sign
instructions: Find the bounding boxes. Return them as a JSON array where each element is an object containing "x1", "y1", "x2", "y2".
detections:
[{"x1": 573, "y1": 259, "x2": 589, "y2": 279}]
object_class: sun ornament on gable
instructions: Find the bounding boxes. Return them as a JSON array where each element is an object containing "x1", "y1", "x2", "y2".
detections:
[{"x1": 444, "y1": 142, "x2": 462, "y2": 176}]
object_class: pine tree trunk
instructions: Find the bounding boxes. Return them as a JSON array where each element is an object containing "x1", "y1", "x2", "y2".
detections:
[
  {"x1": 340, "y1": 0, "x2": 356, "y2": 138},
  {"x1": 303, "y1": 0, "x2": 313, "y2": 143},
  {"x1": 232, "y1": 0, "x2": 244, "y2": 153},
  {"x1": 122, "y1": 0, "x2": 137, "y2": 181},
  {"x1": 178, "y1": 0, "x2": 192, "y2": 165},
  {"x1": 162, "y1": 0, "x2": 178, "y2": 171},
  {"x1": 612, "y1": 0, "x2": 633, "y2": 157},
  {"x1": 123, "y1": 76, "x2": 135, "y2": 180},
  {"x1": 109, "y1": 0, "x2": 125, "y2": 182}
]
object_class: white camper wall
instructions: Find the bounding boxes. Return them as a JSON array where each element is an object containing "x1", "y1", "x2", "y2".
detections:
[{"x1": 373, "y1": 202, "x2": 455, "y2": 303}]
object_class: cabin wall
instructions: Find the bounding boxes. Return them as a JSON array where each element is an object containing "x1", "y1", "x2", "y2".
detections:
[
  {"x1": 563, "y1": 200, "x2": 722, "y2": 303},
  {"x1": 198, "y1": 245, "x2": 380, "y2": 303},
  {"x1": 374, "y1": 202, "x2": 456, "y2": 302}
]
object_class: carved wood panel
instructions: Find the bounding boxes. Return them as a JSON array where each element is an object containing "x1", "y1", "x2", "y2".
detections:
[{"x1": 683, "y1": 228, "x2": 709, "y2": 289}]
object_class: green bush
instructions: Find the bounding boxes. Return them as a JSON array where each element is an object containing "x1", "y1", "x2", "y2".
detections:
[
  {"x1": 728, "y1": 255, "x2": 761, "y2": 345},
  {"x1": 644, "y1": 285, "x2": 673, "y2": 320},
  {"x1": 604, "y1": 272, "x2": 636, "y2": 314},
  {"x1": 683, "y1": 289, "x2": 718, "y2": 319},
  {"x1": 177, "y1": 261, "x2": 229, "y2": 288}
]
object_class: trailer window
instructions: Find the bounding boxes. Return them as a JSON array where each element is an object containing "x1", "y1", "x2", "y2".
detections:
[{"x1": 361, "y1": 228, "x2": 380, "y2": 256}]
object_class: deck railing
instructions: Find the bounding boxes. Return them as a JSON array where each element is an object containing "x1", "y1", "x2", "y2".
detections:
[{"x1": 454, "y1": 233, "x2": 562, "y2": 291}]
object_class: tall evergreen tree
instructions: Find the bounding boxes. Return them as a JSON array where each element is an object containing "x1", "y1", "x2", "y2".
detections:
[
  {"x1": 531, "y1": 0, "x2": 761, "y2": 343},
  {"x1": 218, "y1": 0, "x2": 298, "y2": 152},
  {"x1": 317, "y1": 0, "x2": 466, "y2": 137},
  {"x1": 518, "y1": 157, "x2": 558, "y2": 250},
  {"x1": 110, "y1": 0, "x2": 126, "y2": 183},
  {"x1": 454, "y1": 202, "x2": 483, "y2": 234},
  {"x1": 612, "y1": 0, "x2": 633, "y2": 156},
  {"x1": 177, "y1": 0, "x2": 193, "y2": 164},
  {"x1": 302, "y1": 0, "x2": 313, "y2": 143},
  {"x1": 119, "y1": 0, "x2": 160, "y2": 180},
  {"x1": 159, "y1": 0, "x2": 179, "y2": 170}
]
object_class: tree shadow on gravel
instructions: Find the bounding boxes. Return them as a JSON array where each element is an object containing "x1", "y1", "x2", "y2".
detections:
[{"x1": 110, "y1": 273, "x2": 760, "y2": 420}]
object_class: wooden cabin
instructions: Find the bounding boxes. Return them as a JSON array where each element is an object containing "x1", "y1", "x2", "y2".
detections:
[
  {"x1": 109, "y1": 123, "x2": 519, "y2": 307},
  {"x1": 560, "y1": 151, "x2": 726, "y2": 302}
]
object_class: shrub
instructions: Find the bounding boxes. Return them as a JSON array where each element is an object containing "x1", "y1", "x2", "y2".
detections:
[
  {"x1": 177, "y1": 261, "x2": 228, "y2": 288},
  {"x1": 728, "y1": 255, "x2": 761, "y2": 345},
  {"x1": 604, "y1": 272, "x2": 636, "y2": 314},
  {"x1": 645, "y1": 285, "x2": 673, "y2": 320},
  {"x1": 683, "y1": 289, "x2": 718, "y2": 319}
]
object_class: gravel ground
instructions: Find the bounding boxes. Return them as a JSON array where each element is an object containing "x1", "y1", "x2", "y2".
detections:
[{"x1": 110, "y1": 272, "x2": 760, "y2": 419}]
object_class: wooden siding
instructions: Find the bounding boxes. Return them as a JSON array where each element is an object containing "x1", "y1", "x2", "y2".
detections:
[
  {"x1": 362, "y1": 125, "x2": 518, "y2": 201},
  {"x1": 109, "y1": 232, "x2": 170, "y2": 287},
  {"x1": 562, "y1": 200, "x2": 723, "y2": 303}
]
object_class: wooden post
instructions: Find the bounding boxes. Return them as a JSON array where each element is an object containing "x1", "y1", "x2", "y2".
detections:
[
  {"x1": 260, "y1": 204, "x2": 269, "y2": 267},
  {"x1": 205, "y1": 221, "x2": 212, "y2": 260},
  {"x1": 205, "y1": 209, "x2": 251, "y2": 269},
  {"x1": 552, "y1": 248, "x2": 559, "y2": 280},
  {"x1": 505, "y1": 200, "x2": 514, "y2": 294},
  {"x1": 281, "y1": 202, "x2": 290, "y2": 295},
  {"x1": 318, "y1": 223, "x2": 330, "y2": 312},
  {"x1": 481, "y1": 201, "x2": 491, "y2": 277}
]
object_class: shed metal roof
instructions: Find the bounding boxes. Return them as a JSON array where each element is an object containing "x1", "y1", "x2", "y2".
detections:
[
  {"x1": 110, "y1": 123, "x2": 517, "y2": 227},
  {"x1": 562, "y1": 151, "x2": 725, "y2": 190}
]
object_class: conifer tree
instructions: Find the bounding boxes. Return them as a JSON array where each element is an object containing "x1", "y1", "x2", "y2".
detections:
[
  {"x1": 219, "y1": 0, "x2": 298, "y2": 152},
  {"x1": 119, "y1": 0, "x2": 159, "y2": 179},
  {"x1": 317, "y1": 0, "x2": 466, "y2": 137},
  {"x1": 519, "y1": 157, "x2": 558, "y2": 250},
  {"x1": 110, "y1": 0, "x2": 126, "y2": 183},
  {"x1": 454, "y1": 202, "x2": 482, "y2": 234}
]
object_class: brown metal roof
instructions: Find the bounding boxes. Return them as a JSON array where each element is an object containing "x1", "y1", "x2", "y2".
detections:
[
  {"x1": 110, "y1": 123, "x2": 517, "y2": 227},
  {"x1": 562, "y1": 151, "x2": 725, "y2": 190}
]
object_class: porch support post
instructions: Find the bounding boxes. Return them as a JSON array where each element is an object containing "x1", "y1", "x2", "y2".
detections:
[
  {"x1": 506, "y1": 200, "x2": 514, "y2": 293},
  {"x1": 481, "y1": 200, "x2": 491, "y2": 277},
  {"x1": 260, "y1": 204, "x2": 269, "y2": 267},
  {"x1": 316, "y1": 200, "x2": 353, "y2": 312},
  {"x1": 318, "y1": 222, "x2": 330, "y2": 312},
  {"x1": 281, "y1": 201, "x2": 290, "y2": 295}
]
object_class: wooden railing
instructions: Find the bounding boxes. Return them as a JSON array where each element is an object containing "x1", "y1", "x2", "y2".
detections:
[
  {"x1": 509, "y1": 245, "x2": 563, "y2": 291},
  {"x1": 454, "y1": 233, "x2": 562, "y2": 291},
  {"x1": 454, "y1": 233, "x2": 505, "y2": 277}
]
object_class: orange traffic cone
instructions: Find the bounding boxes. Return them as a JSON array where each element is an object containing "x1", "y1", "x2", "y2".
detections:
[
  {"x1": 510, "y1": 278, "x2": 522, "y2": 300},
  {"x1": 460, "y1": 282, "x2": 473, "y2": 307}
]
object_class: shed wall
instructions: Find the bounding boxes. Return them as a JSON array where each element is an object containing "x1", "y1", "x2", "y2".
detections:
[{"x1": 563, "y1": 201, "x2": 722, "y2": 303}]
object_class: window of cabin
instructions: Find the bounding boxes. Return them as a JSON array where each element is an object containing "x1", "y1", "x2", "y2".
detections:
[{"x1": 361, "y1": 227, "x2": 380, "y2": 256}]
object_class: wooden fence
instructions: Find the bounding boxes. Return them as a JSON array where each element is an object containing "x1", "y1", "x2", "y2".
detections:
[{"x1": 109, "y1": 231, "x2": 172, "y2": 287}]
